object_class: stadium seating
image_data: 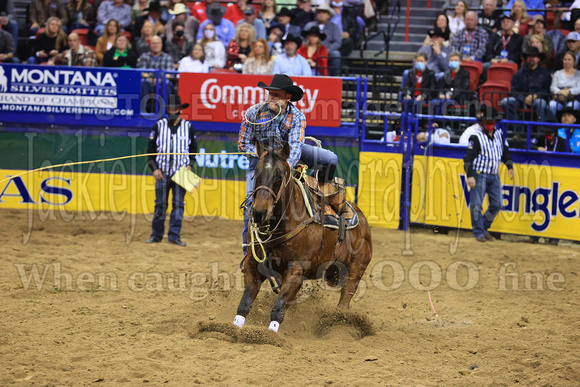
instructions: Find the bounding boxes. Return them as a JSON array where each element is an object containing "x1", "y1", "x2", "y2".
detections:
[
  {"x1": 479, "y1": 81, "x2": 511, "y2": 111},
  {"x1": 71, "y1": 29, "x2": 90, "y2": 46},
  {"x1": 487, "y1": 62, "x2": 518, "y2": 86},
  {"x1": 460, "y1": 61, "x2": 483, "y2": 92}
]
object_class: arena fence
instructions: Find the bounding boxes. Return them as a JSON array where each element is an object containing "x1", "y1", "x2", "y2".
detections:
[{"x1": 0, "y1": 64, "x2": 579, "y2": 241}]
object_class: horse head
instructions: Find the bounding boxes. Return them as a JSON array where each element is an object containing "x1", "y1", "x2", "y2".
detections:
[{"x1": 251, "y1": 141, "x2": 291, "y2": 231}]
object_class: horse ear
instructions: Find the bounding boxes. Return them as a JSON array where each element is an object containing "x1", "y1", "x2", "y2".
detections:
[
  {"x1": 279, "y1": 142, "x2": 290, "y2": 160},
  {"x1": 255, "y1": 140, "x2": 264, "y2": 157}
]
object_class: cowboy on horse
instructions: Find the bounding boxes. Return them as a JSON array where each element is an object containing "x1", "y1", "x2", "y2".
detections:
[{"x1": 238, "y1": 74, "x2": 339, "y2": 257}]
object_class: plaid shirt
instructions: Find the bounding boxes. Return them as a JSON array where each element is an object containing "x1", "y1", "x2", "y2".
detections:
[
  {"x1": 137, "y1": 51, "x2": 175, "y2": 71},
  {"x1": 450, "y1": 27, "x2": 489, "y2": 61},
  {"x1": 238, "y1": 102, "x2": 306, "y2": 167}
]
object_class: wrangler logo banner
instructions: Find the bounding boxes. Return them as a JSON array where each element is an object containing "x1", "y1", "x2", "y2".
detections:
[
  {"x1": 178, "y1": 73, "x2": 343, "y2": 127},
  {"x1": 410, "y1": 156, "x2": 580, "y2": 241},
  {"x1": 357, "y1": 152, "x2": 402, "y2": 229}
]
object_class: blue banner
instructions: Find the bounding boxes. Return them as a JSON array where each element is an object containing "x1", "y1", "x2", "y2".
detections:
[{"x1": 0, "y1": 64, "x2": 143, "y2": 127}]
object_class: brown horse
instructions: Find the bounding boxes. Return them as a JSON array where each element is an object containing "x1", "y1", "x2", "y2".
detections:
[{"x1": 233, "y1": 143, "x2": 373, "y2": 333}]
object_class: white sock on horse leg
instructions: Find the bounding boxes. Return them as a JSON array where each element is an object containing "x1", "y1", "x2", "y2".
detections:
[
  {"x1": 268, "y1": 321, "x2": 280, "y2": 333},
  {"x1": 233, "y1": 315, "x2": 246, "y2": 328}
]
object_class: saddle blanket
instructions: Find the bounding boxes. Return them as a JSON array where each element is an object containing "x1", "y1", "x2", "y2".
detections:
[{"x1": 296, "y1": 179, "x2": 359, "y2": 230}]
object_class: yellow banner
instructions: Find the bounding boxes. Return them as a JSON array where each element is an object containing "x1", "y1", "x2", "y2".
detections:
[
  {"x1": 0, "y1": 169, "x2": 356, "y2": 221},
  {"x1": 357, "y1": 152, "x2": 402, "y2": 229},
  {"x1": 411, "y1": 156, "x2": 580, "y2": 241}
]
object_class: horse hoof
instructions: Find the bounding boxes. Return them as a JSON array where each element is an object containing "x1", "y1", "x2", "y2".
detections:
[
  {"x1": 268, "y1": 321, "x2": 280, "y2": 333},
  {"x1": 233, "y1": 315, "x2": 246, "y2": 328}
]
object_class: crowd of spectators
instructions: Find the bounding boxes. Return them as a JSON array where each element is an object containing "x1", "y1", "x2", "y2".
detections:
[
  {"x1": 400, "y1": 0, "x2": 580, "y2": 137},
  {"x1": 0, "y1": 0, "x2": 370, "y2": 75}
]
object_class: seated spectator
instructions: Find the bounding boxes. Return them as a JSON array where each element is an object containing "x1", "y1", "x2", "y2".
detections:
[
  {"x1": 483, "y1": 15, "x2": 523, "y2": 72},
  {"x1": 276, "y1": 7, "x2": 301, "y2": 39},
  {"x1": 504, "y1": 0, "x2": 544, "y2": 18},
  {"x1": 197, "y1": 23, "x2": 226, "y2": 69},
  {"x1": 162, "y1": 0, "x2": 186, "y2": 23},
  {"x1": 138, "y1": 35, "x2": 175, "y2": 112},
  {"x1": 196, "y1": 3, "x2": 236, "y2": 46},
  {"x1": 237, "y1": 6, "x2": 266, "y2": 41},
  {"x1": 501, "y1": 47, "x2": 551, "y2": 125},
  {"x1": 433, "y1": 51, "x2": 471, "y2": 115},
  {"x1": 165, "y1": 3, "x2": 199, "y2": 42},
  {"x1": 132, "y1": 0, "x2": 149, "y2": 22},
  {"x1": 51, "y1": 32, "x2": 96, "y2": 66},
  {"x1": 330, "y1": 1, "x2": 357, "y2": 57},
  {"x1": 0, "y1": 25, "x2": 18, "y2": 63},
  {"x1": 450, "y1": 11, "x2": 489, "y2": 62},
  {"x1": 522, "y1": 15, "x2": 554, "y2": 55},
  {"x1": 165, "y1": 19, "x2": 194, "y2": 68},
  {"x1": 529, "y1": 34, "x2": 552, "y2": 69},
  {"x1": 96, "y1": 19, "x2": 121, "y2": 65},
  {"x1": 27, "y1": 17, "x2": 67, "y2": 64},
  {"x1": 178, "y1": 43, "x2": 210, "y2": 73},
  {"x1": 267, "y1": 22, "x2": 285, "y2": 57},
  {"x1": 243, "y1": 38, "x2": 274, "y2": 74},
  {"x1": 448, "y1": 0, "x2": 467, "y2": 36},
  {"x1": 134, "y1": 2, "x2": 167, "y2": 39},
  {"x1": 259, "y1": 0, "x2": 277, "y2": 29},
  {"x1": 304, "y1": 4, "x2": 342, "y2": 76},
  {"x1": 416, "y1": 122, "x2": 452, "y2": 144},
  {"x1": 30, "y1": 0, "x2": 69, "y2": 35},
  {"x1": 298, "y1": 26, "x2": 329, "y2": 76},
  {"x1": 226, "y1": 22, "x2": 256, "y2": 70},
  {"x1": 419, "y1": 28, "x2": 452, "y2": 79},
  {"x1": 509, "y1": 0, "x2": 530, "y2": 36},
  {"x1": 401, "y1": 52, "x2": 438, "y2": 114},
  {"x1": 96, "y1": 0, "x2": 131, "y2": 36},
  {"x1": 272, "y1": 34, "x2": 311, "y2": 76},
  {"x1": 134, "y1": 20, "x2": 157, "y2": 57},
  {"x1": 189, "y1": 0, "x2": 220, "y2": 23},
  {"x1": 423, "y1": 14, "x2": 451, "y2": 47},
  {"x1": 0, "y1": 0, "x2": 19, "y2": 47},
  {"x1": 479, "y1": 0, "x2": 502, "y2": 35},
  {"x1": 225, "y1": 0, "x2": 250, "y2": 25},
  {"x1": 554, "y1": 32, "x2": 580, "y2": 71},
  {"x1": 292, "y1": 0, "x2": 315, "y2": 29},
  {"x1": 67, "y1": 0, "x2": 94, "y2": 31},
  {"x1": 548, "y1": 51, "x2": 580, "y2": 121},
  {"x1": 103, "y1": 34, "x2": 138, "y2": 67},
  {"x1": 534, "y1": 107, "x2": 580, "y2": 153}
]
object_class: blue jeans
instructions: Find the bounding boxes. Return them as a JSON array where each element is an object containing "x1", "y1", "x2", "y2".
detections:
[
  {"x1": 500, "y1": 96, "x2": 548, "y2": 124},
  {"x1": 241, "y1": 143, "x2": 338, "y2": 254},
  {"x1": 328, "y1": 49, "x2": 341, "y2": 77},
  {"x1": 151, "y1": 173, "x2": 186, "y2": 242},
  {"x1": 469, "y1": 172, "x2": 502, "y2": 239}
]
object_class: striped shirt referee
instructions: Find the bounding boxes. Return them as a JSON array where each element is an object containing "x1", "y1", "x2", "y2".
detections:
[
  {"x1": 147, "y1": 117, "x2": 198, "y2": 176},
  {"x1": 464, "y1": 127, "x2": 513, "y2": 177}
]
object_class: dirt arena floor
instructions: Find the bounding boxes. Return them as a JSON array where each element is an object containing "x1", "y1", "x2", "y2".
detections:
[{"x1": 0, "y1": 208, "x2": 578, "y2": 386}]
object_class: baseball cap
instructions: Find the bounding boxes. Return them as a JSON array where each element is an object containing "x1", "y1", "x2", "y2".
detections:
[
  {"x1": 243, "y1": 6, "x2": 255, "y2": 15},
  {"x1": 566, "y1": 31, "x2": 580, "y2": 41}
]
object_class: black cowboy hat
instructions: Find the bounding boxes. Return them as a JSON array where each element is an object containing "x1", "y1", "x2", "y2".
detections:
[
  {"x1": 257, "y1": 74, "x2": 304, "y2": 102},
  {"x1": 428, "y1": 27, "x2": 449, "y2": 40},
  {"x1": 166, "y1": 94, "x2": 190, "y2": 109},
  {"x1": 301, "y1": 26, "x2": 326, "y2": 41},
  {"x1": 145, "y1": 1, "x2": 163, "y2": 12},
  {"x1": 556, "y1": 106, "x2": 580, "y2": 123},
  {"x1": 277, "y1": 7, "x2": 296, "y2": 20},
  {"x1": 266, "y1": 22, "x2": 285, "y2": 36},
  {"x1": 281, "y1": 33, "x2": 302, "y2": 48},
  {"x1": 207, "y1": 3, "x2": 226, "y2": 24},
  {"x1": 522, "y1": 46, "x2": 546, "y2": 61}
]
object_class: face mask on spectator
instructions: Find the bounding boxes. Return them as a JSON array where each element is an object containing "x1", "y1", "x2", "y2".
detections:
[
  {"x1": 204, "y1": 29, "x2": 215, "y2": 39},
  {"x1": 449, "y1": 60, "x2": 460, "y2": 69},
  {"x1": 415, "y1": 62, "x2": 425, "y2": 71},
  {"x1": 176, "y1": 30, "x2": 184, "y2": 38}
]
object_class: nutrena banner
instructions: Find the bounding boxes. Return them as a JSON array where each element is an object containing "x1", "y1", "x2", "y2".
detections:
[
  {"x1": 0, "y1": 64, "x2": 141, "y2": 126},
  {"x1": 411, "y1": 155, "x2": 580, "y2": 241},
  {"x1": 178, "y1": 73, "x2": 343, "y2": 127}
]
